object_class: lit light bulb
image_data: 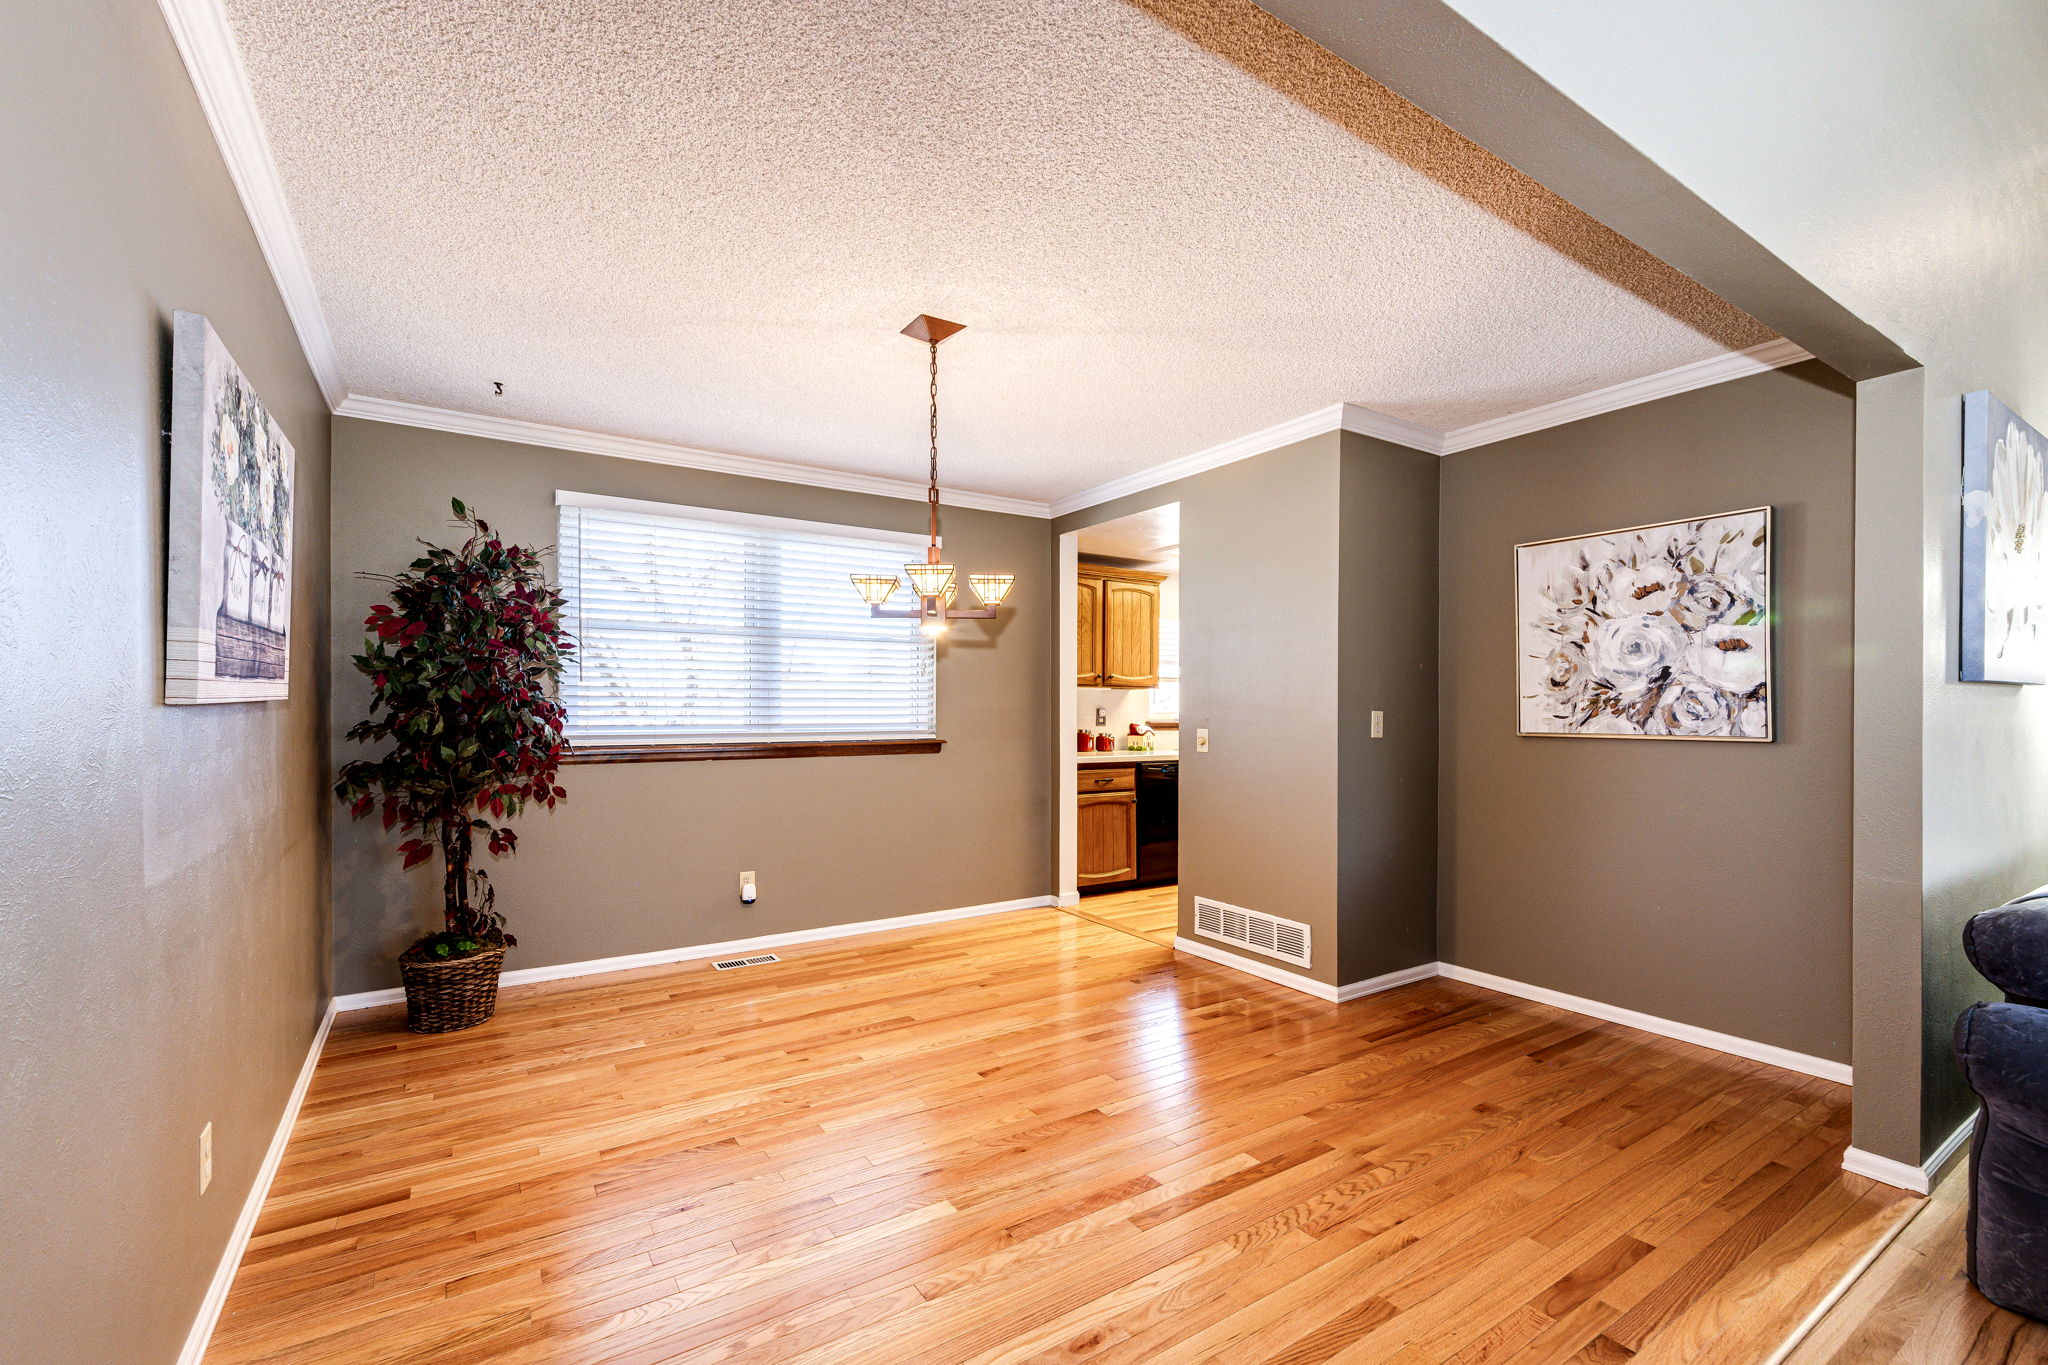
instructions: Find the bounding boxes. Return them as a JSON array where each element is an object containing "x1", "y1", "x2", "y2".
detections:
[{"x1": 921, "y1": 618, "x2": 950, "y2": 638}]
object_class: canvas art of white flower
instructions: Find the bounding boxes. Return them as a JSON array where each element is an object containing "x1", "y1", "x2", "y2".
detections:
[
  {"x1": 1963, "y1": 392, "x2": 2048, "y2": 684},
  {"x1": 1516, "y1": 509, "x2": 1771, "y2": 740}
]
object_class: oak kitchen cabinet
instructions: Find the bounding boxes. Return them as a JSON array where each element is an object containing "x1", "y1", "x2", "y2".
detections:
[
  {"x1": 1076, "y1": 563, "x2": 1165, "y2": 688},
  {"x1": 1076, "y1": 766, "x2": 1138, "y2": 886}
]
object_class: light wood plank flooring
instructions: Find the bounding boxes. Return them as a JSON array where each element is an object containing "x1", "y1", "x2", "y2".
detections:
[
  {"x1": 1788, "y1": 1158, "x2": 2048, "y2": 1363},
  {"x1": 212, "y1": 905, "x2": 1910, "y2": 1364},
  {"x1": 1071, "y1": 884, "x2": 1179, "y2": 946}
]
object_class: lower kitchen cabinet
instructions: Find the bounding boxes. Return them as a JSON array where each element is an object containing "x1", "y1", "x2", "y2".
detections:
[{"x1": 1077, "y1": 790, "x2": 1138, "y2": 887}]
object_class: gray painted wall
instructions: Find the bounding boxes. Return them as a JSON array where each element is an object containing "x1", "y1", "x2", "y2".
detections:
[
  {"x1": 0, "y1": 2, "x2": 333, "y2": 1361},
  {"x1": 1267, "y1": 0, "x2": 2048, "y2": 1171},
  {"x1": 1337, "y1": 433, "x2": 1440, "y2": 985},
  {"x1": 1056, "y1": 432, "x2": 1440, "y2": 990},
  {"x1": 328, "y1": 418, "x2": 1052, "y2": 996},
  {"x1": 1422, "y1": 0, "x2": 2048, "y2": 1172},
  {"x1": 1057, "y1": 436, "x2": 1345, "y2": 985},
  {"x1": 1439, "y1": 362, "x2": 1855, "y2": 1061}
]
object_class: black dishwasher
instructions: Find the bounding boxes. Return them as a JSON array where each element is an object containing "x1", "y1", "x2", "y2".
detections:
[{"x1": 1135, "y1": 762, "x2": 1178, "y2": 886}]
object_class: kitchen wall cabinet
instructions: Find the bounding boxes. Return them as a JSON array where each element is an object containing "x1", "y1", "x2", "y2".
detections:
[
  {"x1": 1075, "y1": 574, "x2": 1103, "y2": 687},
  {"x1": 1076, "y1": 563, "x2": 1164, "y2": 689}
]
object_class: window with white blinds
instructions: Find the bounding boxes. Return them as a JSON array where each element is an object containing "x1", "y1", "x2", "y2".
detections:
[
  {"x1": 1150, "y1": 616, "x2": 1180, "y2": 719},
  {"x1": 556, "y1": 492, "x2": 935, "y2": 744}
]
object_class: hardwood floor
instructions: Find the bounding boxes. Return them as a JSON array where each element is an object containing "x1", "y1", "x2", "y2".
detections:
[
  {"x1": 1071, "y1": 883, "x2": 1179, "y2": 946},
  {"x1": 1787, "y1": 1158, "x2": 2048, "y2": 1363},
  {"x1": 212, "y1": 905, "x2": 1911, "y2": 1364}
]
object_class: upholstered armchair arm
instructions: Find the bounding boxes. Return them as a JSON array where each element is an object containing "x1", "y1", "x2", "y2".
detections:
[{"x1": 1966, "y1": 901, "x2": 2048, "y2": 1008}]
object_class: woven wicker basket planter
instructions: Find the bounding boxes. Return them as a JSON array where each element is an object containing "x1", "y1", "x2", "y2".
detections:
[{"x1": 398, "y1": 942, "x2": 506, "y2": 1033}]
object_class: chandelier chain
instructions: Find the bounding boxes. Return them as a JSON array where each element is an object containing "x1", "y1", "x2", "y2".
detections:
[{"x1": 927, "y1": 339, "x2": 940, "y2": 547}]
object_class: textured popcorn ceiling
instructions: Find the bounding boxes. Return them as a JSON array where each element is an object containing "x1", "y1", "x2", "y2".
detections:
[{"x1": 224, "y1": 0, "x2": 1775, "y2": 504}]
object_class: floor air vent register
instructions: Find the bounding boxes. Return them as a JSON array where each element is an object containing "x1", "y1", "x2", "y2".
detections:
[{"x1": 1192, "y1": 897, "x2": 1311, "y2": 968}]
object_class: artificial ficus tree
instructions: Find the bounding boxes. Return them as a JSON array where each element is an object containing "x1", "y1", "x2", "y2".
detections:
[{"x1": 335, "y1": 500, "x2": 573, "y2": 958}]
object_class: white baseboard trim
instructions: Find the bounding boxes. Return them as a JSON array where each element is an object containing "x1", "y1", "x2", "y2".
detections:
[
  {"x1": 1164, "y1": 949, "x2": 1856, "y2": 1092},
  {"x1": 178, "y1": 999, "x2": 335, "y2": 1365},
  {"x1": 1436, "y1": 963, "x2": 1853, "y2": 1086},
  {"x1": 1169, "y1": 936, "x2": 1435, "y2": 1003},
  {"x1": 1842, "y1": 1113, "x2": 1976, "y2": 1195},
  {"x1": 333, "y1": 896, "x2": 1057, "y2": 1012},
  {"x1": 1336, "y1": 962, "x2": 1442, "y2": 1002},
  {"x1": 1172, "y1": 935, "x2": 1342, "y2": 999}
]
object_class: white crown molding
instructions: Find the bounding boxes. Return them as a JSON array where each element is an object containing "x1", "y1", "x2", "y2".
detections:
[
  {"x1": 1337, "y1": 402, "x2": 1447, "y2": 455},
  {"x1": 1437, "y1": 338, "x2": 1814, "y2": 453},
  {"x1": 1050, "y1": 403, "x2": 1357, "y2": 518},
  {"x1": 178, "y1": 1000, "x2": 334, "y2": 1365},
  {"x1": 1050, "y1": 339, "x2": 1812, "y2": 519},
  {"x1": 155, "y1": 0, "x2": 345, "y2": 408},
  {"x1": 332, "y1": 895, "x2": 1055, "y2": 1011},
  {"x1": 334, "y1": 396, "x2": 1053, "y2": 518}
]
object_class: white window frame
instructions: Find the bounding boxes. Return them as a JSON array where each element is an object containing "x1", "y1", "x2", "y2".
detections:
[{"x1": 554, "y1": 490, "x2": 936, "y2": 748}]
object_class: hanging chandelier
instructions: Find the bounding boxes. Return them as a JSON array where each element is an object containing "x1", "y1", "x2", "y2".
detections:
[{"x1": 848, "y1": 314, "x2": 1015, "y2": 637}]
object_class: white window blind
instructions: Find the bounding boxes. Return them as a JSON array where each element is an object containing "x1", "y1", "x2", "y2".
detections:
[
  {"x1": 556, "y1": 493, "x2": 935, "y2": 744},
  {"x1": 1151, "y1": 616, "x2": 1180, "y2": 719}
]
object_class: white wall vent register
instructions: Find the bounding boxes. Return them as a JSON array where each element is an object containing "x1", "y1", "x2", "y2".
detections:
[{"x1": 1193, "y1": 897, "x2": 1311, "y2": 968}]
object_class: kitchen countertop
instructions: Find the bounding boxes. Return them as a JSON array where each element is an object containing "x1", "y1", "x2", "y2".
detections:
[{"x1": 1076, "y1": 750, "x2": 1179, "y2": 765}]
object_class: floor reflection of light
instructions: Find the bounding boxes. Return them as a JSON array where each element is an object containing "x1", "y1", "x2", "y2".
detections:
[{"x1": 1129, "y1": 989, "x2": 1194, "y2": 1088}]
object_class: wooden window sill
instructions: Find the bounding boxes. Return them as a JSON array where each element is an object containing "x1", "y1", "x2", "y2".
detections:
[{"x1": 563, "y1": 739, "x2": 944, "y2": 765}]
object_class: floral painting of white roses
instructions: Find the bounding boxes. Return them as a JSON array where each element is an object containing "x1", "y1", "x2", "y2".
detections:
[
  {"x1": 1962, "y1": 392, "x2": 2048, "y2": 684},
  {"x1": 1516, "y1": 508, "x2": 1772, "y2": 740}
]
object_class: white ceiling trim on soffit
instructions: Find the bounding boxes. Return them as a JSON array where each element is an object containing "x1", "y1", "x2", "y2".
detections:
[
  {"x1": 333, "y1": 396, "x2": 1053, "y2": 518},
  {"x1": 155, "y1": 0, "x2": 344, "y2": 408},
  {"x1": 1047, "y1": 338, "x2": 1813, "y2": 517},
  {"x1": 1437, "y1": 337, "x2": 1813, "y2": 453}
]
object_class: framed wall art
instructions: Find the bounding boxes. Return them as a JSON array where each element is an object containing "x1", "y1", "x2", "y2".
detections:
[
  {"x1": 1962, "y1": 390, "x2": 2048, "y2": 684},
  {"x1": 165, "y1": 310, "x2": 295, "y2": 703},
  {"x1": 1516, "y1": 507, "x2": 1772, "y2": 741}
]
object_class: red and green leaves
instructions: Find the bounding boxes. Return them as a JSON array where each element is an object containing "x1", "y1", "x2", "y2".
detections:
[{"x1": 335, "y1": 499, "x2": 574, "y2": 949}]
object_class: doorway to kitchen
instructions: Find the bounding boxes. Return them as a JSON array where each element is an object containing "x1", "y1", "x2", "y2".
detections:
[{"x1": 1055, "y1": 505, "x2": 1180, "y2": 948}]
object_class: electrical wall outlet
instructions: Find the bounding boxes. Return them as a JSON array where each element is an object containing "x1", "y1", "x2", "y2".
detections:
[
  {"x1": 740, "y1": 870, "x2": 758, "y2": 904},
  {"x1": 1194, "y1": 728, "x2": 1210, "y2": 752},
  {"x1": 1094, "y1": 706, "x2": 1107, "y2": 725},
  {"x1": 1371, "y1": 711, "x2": 1384, "y2": 739},
  {"x1": 199, "y1": 1122, "x2": 213, "y2": 1194}
]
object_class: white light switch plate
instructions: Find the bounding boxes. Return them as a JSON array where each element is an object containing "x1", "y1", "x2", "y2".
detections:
[
  {"x1": 1371, "y1": 711, "x2": 1384, "y2": 739},
  {"x1": 1194, "y1": 728, "x2": 1210, "y2": 752}
]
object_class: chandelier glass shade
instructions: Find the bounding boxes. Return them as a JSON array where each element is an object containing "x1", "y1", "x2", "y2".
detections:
[
  {"x1": 904, "y1": 561, "x2": 958, "y2": 599},
  {"x1": 847, "y1": 315, "x2": 1015, "y2": 630},
  {"x1": 848, "y1": 574, "x2": 901, "y2": 606}
]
